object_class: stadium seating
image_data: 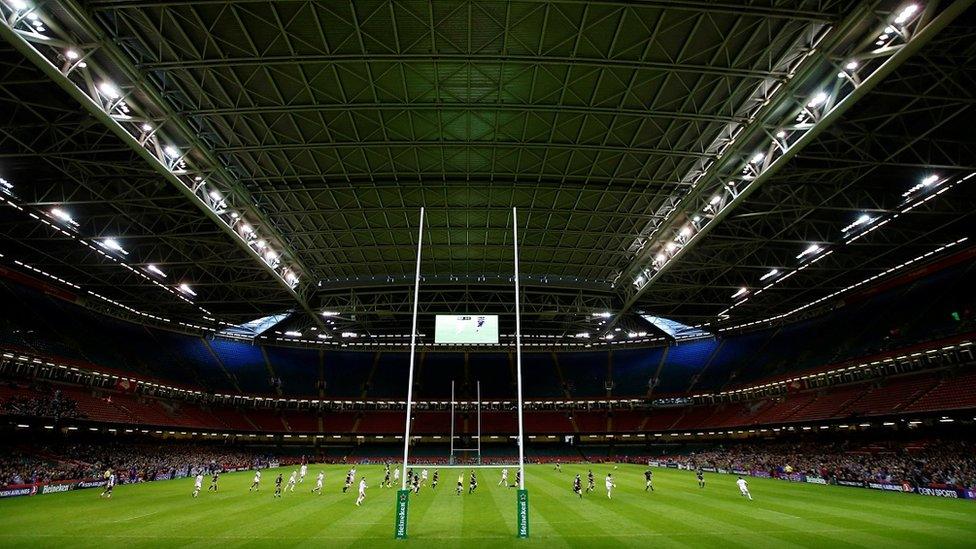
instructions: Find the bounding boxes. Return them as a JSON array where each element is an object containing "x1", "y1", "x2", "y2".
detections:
[
  {"x1": 656, "y1": 339, "x2": 719, "y2": 394},
  {"x1": 417, "y1": 353, "x2": 464, "y2": 399},
  {"x1": 467, "y1": 353, "x2": 513, "y2": 398},
  {"x1": 522, "y1": 412, "x2": 574, "y2": 433},
  {"x1": 357, "y1": 412, "x2": 406, "y2": 434},
  {"x1": 1, "y1": 259, "x2": 975, "y2": 438},
  {"x1": 904, "y1": 369, "x2": 976, "y2": 412},
  {"x1": 210, "y1": 339, "x2": 274, "y2": 395},
  {"x1": 558, "y1": 352, "x2": 608, "y2": 398},
  {"x1": 670, "y1": 405, "x2": 722, "y2": 430},
  {"x1": 519, "y1": 354, "x2": 563, "y2": 398},
  {"x1": 321, "y1": 412, "x2": 358, "y2": 433},
  {"x1": 610, "y1": 347, "x2": 662, "y2": 397},
  {"x1": 368, "y1": 353, "x2": 410, "y2": 398},
  {"x1": 479, "y1": 411, "x2": 518, "y2": 434},
  {"x1": 793, "y1": 385, "x2": 866, "y2": 421},
  {"x1": 265, "y1": 346, "x2": 320, "y2": 397},
  {"x1": 323, "y1": 351, "x2": 372, "y2": 398},
  {"x1": 608, "y1": 410, "x2": 645, "y2": 431},
  {"x1": 846, "y1": 379, "x2": 929, "y2": 417},
  {"x1": 3, "y1": 259, "x2": 975, "y2": 402}
]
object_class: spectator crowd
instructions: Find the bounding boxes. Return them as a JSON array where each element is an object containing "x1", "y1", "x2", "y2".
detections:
[
  {"x1": 672, "y1": 439, "x2": 976, "y2": 490},
  {"x1": 1, "y1": 442, "x2": 279, "y2": 488},
  {"x1": 1, "y1": 385, "x2": 80, "y2": 420}
]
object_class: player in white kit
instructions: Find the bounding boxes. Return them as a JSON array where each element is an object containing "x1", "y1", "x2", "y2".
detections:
[
  {"x1": 737, "y1": 477, "x2": 753, "y2": 500},
  {"x1": 312, "y1": 471, "x2": 325, "y2": 494},
  {"x1": 299, "y1": 463, "x2": 308, "y2": 483},
  {"x1": 192, "y1": 473, "x2": 204, "y2": 498},
  {"x1": 605, "y1": 473, "x2": 616, "y2": 499},
  {"x1": 100, "y1": 472, "x2": 116, "y2": 498},
  {"x1": 499, "y1": 468, "x2": 508, "y2": 486},
  {"x1": 356, "y1": 477, "x2": 368, "y2": 506},
  {"x1": 250, "y1": 470, "x2": 261, "y2": 491},
  {"x1": 286, "y1": 470, "x2": 298, "y2": 492}
]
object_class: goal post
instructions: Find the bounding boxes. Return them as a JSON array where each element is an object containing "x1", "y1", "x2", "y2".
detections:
[
  {"x1": 512, "y1": 206, "x2": 529, "y2": 538},
  {"x1": 394, "y1": 206, "x2": 424, "y2": 540},
  {"x1": 394, "y1": 206, "x2": 528, "y2": 539}
]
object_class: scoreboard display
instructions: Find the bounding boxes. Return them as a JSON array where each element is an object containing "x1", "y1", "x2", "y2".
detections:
[{"x1": 434, "y1": 314, "x2": 499, "y2": 344}]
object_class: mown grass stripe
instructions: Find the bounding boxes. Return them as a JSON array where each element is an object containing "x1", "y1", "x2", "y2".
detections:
[{"x1": 1, "y1": 464, "x2": 974, "y2": 548}]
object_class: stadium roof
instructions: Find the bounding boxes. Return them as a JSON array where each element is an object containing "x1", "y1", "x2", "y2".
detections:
[{"x1": 0, "y1": 0, "x2": 974, "y2": 348}]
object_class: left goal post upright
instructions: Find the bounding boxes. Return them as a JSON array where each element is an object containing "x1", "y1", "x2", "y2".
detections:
[
  {"x1": 395, "y1": 207, "x2": 424, "y2": 540},
  {"x1": 512, "y1": 206, "x2": 529, "y2": 539}
]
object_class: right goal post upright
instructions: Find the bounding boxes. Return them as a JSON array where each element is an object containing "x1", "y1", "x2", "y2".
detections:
[
  {"x1": 394, "y1": 207, "x2": 424, "y2": 540},
  {"x1": 512, "y1": 206, "x2": 529, "y2": 539}
]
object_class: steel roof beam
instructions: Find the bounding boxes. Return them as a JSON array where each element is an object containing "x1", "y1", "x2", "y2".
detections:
[
  {"x1": 138, "y1": 54, "x2": 787, "y2": 80},
  {"x1": 187, "y1": 103, "x2": 742, "y2": 125},
  {"x1": 0, "y1": 0, "x2": 328, "y2": 330},
  {"x1": 604, "y1": 0, "x2": 974, "y2": 333},
  {"x1": 87, "y1": 0, "x2": 839, "y2": 22}
]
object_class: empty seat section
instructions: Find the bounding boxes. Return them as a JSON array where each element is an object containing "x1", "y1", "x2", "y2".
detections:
[
  {"x1": 176, "y1": 405, "x2": 234, "y2": 430},
  {"x1": 712, "y1": 401, "x2": 770, "y2": 428},
  {"x1": 559, "y1": 352, "x2": 607, "y2": 398},
  {"x1": 0, "y1": 282, "x2": 89, "y2": 361},
  {"x1": 60, "y1": 387, "x2": 132, "y2": 423},
  {"x1": 520, "y1": 353, "x2": 562, "y2": 397},
  {"x1": 321, "y1": 412, "x2": 358, "y2": 433},
  {"x1": 657, "y1": 339, "x2": 718, "y2": 393},
  {"x1": 847, "y1": 375, "x2": 939, "y2": 416},
  {"x1": 265, "y1": 345, "x2": 319, "y2": 396},
  {"x1": 467, "y1": 353, "x2": 512, "y2": 398},
  {"x1": 111, "y1": 395, "x2": 174, "y2": 426},
  {"x1": 743, "y1": 323, "x2": 809, "y2": 382},
  {"x1": 750, "y1": 393, "x2": 816, "y2": 424},
  {"x1": 610, "y1": 410, "x2": 645, "y2": 431},
  {"x1": 573, "y1": 411, "x2": 607, "y2": 432},
  {"x1": 245, "y1": 409, "x2": 286, "y2": 431},
  {"x1": 74, "y1": 317, "x2": 154, "y2": 378},
  {"x1": 480, "y1": 411, "x2": 518, "y2": 434},
  {"x1": 323, "y1": 352, "x2": 372, "y2": 398},
  {"x1": 793, "y1": 385, "x2": 866, "y2": 421},
  {"x1": 905, "y1": 369, "x2": 976, "y2": 412},
  {"x1": 418, "y1": 353, "x2": 462, "y2": 399},
  {"x1": 209, "y1": 339, "x2": 271, "y2": 395},
  {"x1": 412, "y1": 411, "x2": 459, "y2": 435},
  {"x1": 642, "y1": 408, "x2": 683, "y2": 431},
  {"x1": 523, "y1": 411, "x2": 574, "y2": 433},
  {"x1": 368, "y1": 353, "x2": 409, "y2": 398},
  {"x1": 611, "y1": 347, "x2": 662, "y2": 397},
  {"x1": 357, "y1": 411, "x2": 405, "y2": 433},
  {"x1": 671, "y1": 405, "x2": 722, "y2": 430},
  {"x1": 282, "y1": 411, "x2": 318, "y2": 432},
  {"x1": 141, "y1": 331, "x2": 222, "y2": 391},
  {"x1": 698, "y1": 330, "x2": 771, "y2": 390}
]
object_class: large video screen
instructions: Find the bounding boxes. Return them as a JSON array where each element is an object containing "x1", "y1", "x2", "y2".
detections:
[{"x1": 434, "y1": 314, "x2": 499, "y2": 344}]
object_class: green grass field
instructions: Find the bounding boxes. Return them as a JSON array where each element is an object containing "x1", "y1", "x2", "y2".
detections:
[{"x1": 1, "y1": 463, "x2": 974, "y2": 548}]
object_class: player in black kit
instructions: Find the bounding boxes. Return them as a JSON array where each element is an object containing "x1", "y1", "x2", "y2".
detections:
[
  {"x1": 273, "y1": 473, "x2": 283, "y2": 498},
  {"x1": 209, "y1": 470, "x2": 220, "y2": 492}
]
